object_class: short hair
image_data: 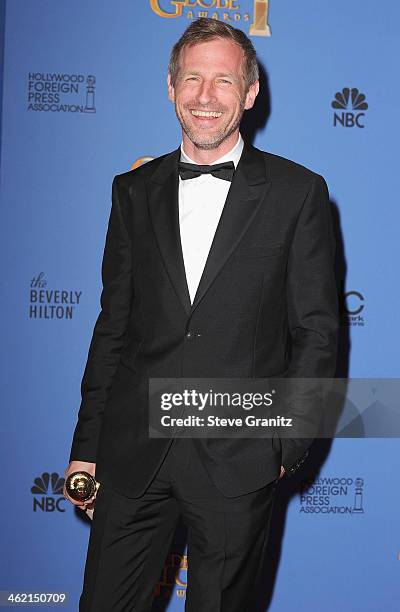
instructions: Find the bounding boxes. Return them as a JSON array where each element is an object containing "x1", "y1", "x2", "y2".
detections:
[{"x1": 168, "y1": 17, "x2": 259, "y2": 91}]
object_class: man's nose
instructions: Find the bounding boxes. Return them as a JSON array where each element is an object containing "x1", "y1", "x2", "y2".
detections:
[{"x1": 197, "y1": 80, "x2": 217, "y2": 105}]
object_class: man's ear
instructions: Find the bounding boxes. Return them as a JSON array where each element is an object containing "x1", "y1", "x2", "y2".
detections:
[
  {"x1": 167, "y1": 73, "x2": 175, "y2": 103},
  {"x1": 244, "y1": 80, "x2": 259, "y2": 110}
]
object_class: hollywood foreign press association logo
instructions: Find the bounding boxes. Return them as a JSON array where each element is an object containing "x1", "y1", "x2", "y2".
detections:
[
  {"x1": 150, "y1": 0, "x2": 272, "y2": 37},
  {"x1": 31, "y1": 472, "x2": 66, "y2": 513},
  {"x1": 29, "y1": 272, "x2": 82, "y2": 320},
  {"x1": 299, "y1": 476, "x2": 365, "y2": 515},
  {"x1": 331, "y1": 87, "x2": 368, "y2": 128},
  {"x1": 27, "y1": 72, "x2": 96, "y2": 113}
]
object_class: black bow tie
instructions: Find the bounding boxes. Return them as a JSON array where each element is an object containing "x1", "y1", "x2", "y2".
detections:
[{"x1": 178, "y1": 161, "x2": 235, "y2": 182}]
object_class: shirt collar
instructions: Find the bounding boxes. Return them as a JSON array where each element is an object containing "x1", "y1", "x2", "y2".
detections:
[{"x1": 180, "y1": 132, "x2": 244, "y2": 169}]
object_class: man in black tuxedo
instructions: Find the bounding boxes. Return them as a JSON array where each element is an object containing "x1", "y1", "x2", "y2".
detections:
[{"x1": 65, "y1": 17, "x2": 338, "y2": 611}]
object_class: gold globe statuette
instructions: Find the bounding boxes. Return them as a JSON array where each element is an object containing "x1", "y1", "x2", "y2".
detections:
[{"x1": 65, "y1": 471, "x2": 100, "y2": 520}]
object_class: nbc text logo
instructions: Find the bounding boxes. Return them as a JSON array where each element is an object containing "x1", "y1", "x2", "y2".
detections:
[
  {"x1": 31, "y1": 472, "x2": 66, "y2": 513},
  {"x1": 331, "y1": 87, "x2": 368, "y2": 128}
]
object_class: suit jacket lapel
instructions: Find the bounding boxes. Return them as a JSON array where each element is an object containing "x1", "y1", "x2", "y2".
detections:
[
  {"x1": 147, "y1": 141, "x2": 272, "y2": 318},
  {"x1": 147, "y1": 147, "x2": 192, "y2": 316},
  {"x1": 190, "y1": 143, "x2": 271, "y2": 313}
]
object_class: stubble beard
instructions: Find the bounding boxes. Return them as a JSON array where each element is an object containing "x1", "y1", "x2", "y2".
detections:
[{"x1": 175, "y1": 101, "x2": 246, "y2": 150}]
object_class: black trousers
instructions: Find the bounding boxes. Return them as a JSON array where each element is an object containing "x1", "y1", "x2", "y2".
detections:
[{"x1": 79, "y1": 436, "x2": 279, "y2": 611}]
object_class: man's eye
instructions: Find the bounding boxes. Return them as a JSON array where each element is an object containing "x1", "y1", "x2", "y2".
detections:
[{"x1": 217, "y1": 79, "x2": 231, "y2": 85}]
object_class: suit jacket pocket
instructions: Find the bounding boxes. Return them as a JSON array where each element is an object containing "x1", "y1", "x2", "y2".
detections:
[{"x1": 235, "y1": 244, "x2": 283, "y2": 260}]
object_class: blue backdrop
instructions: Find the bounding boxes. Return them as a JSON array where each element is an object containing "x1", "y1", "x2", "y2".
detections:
[{"x1": 1, "y1": 1, "x2": 399, "y2": 609}]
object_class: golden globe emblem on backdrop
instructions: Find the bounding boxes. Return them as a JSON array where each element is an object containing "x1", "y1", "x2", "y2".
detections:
[
  {"x1": 131, "y1": 156, "x2": 154, "y2": 170},
  {"x1": 149, "y1": 0, "x2": 272, "y2": 38},
  {"x1": 249, "y1": 0, "x2": 271, "y2": 36}
]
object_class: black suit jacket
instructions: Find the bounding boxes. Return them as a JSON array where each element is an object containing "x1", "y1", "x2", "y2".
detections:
[{"x1": 69, "y1": 141, "x2": 339, "y2": 498}]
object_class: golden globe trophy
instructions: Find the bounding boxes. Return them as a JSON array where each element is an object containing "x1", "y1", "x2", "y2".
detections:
[
  {"x1": 249, "y1": 0, "x2": 272, "y2": 37},
  {"x1": 65, "y1": 471, "x2": 100, "y2": 520}
]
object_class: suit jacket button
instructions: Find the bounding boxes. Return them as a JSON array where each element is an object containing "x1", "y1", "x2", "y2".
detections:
[{"x1": 185, "y1": 330, "x2": 193, "y2": 340}]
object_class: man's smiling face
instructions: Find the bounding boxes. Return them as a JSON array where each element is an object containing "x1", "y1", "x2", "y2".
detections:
[{"x1": 168, "y1": 37, "x2": 258, "y2": 152}]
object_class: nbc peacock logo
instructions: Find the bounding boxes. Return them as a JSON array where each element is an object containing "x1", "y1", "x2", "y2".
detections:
[
  {"x1": 31, "y1": 472, "x2": 67, "y2": 513},
  {"x1": 331, "y1": 87, "x2": 368, "y2": 128}
]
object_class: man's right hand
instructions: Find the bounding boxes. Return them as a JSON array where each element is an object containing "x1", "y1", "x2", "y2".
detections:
[{"x1": 63, "y1": 461, "x2": 97, "y2": 512}]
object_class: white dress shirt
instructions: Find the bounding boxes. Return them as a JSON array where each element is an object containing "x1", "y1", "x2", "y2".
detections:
[{"x1": 179, "y1": 133, "x2": 244, "y2": 304}]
